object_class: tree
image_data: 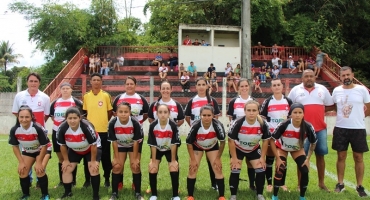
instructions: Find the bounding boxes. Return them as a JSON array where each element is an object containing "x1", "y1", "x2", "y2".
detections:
[{"x1": 0, "y1": 41, "x2": 23, "y2": 73}]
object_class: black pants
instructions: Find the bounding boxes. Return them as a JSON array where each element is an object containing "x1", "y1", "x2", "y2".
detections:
[{"x1": 181, "y1": 81, "x2": 190, "y2": 90}]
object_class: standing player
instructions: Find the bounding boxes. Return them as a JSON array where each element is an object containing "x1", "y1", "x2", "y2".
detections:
[
  {"x1": 83, "y1": 73, "x2": 113, "y2": 187},
  {"x1": 112, "y1": 76, "x2": 149, "y2": 193},
  {"x1": 108, "y1": 102, "x2": 144, "y2": 200},
  {"x1": 186, "y1": 105, "x2": 226, "y2": 200},
  {"x1": 184, "y1": 77, "x2": 221, "y2": 191},
  {"x1": 50, "y1": 82, "x2": 82, "y2": 187},
  {"x1": 332, "y1": 66, "x2": 370, "y2": 197},
  {"x1": 9, "y1": 106, "x2": 51, "y2": 200},
  {"x1": 227, "y1": 78, "x2": 257, "y2": 191},
  {"x1": 148, "y1": 104, "x2": 181, "y2": 200},
  {"x1": 12, "y1": 72, "x2": 50, "y2": 188},
  {"x1": 260, "y1": 78, "x2": 292, "y2": 192},
  {"x1": 288, "y1": 69, "x2": 334, "y2": 191}
]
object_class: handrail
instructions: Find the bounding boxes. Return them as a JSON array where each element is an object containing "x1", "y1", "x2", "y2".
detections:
[{"x1": 43, "y1": 48, "x2": 87, "y2": 101}]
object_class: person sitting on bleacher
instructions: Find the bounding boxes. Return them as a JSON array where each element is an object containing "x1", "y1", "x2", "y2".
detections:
[
  {"x1": 201, "y1": 40, "x2": 210, "y2": 46},
  {"x1": 152, "y1": 52, "x2": 163, "y2": 67},
  {"x1": 158, "y1": 63, "x2": 168, "y2": 81},
  {"x1": 112, "y1": 55, "x2": 123, "y2": 71},
  {"x1": 167, "y1": 53, "x2": 178, "y2": 72},
  {"x1": 187, "y1": 61, "x2": 198, "y2": 79}
]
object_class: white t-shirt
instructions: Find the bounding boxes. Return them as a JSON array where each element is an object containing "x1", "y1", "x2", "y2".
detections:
[
  {"x1": 332, "y1": 85, "x2": 370, "y2": 129},
  {"x1": 272, "y1": 69, "x2": 279, "y2": 75},
  {"x1": 271, "y1": 58, "x2": 280, "y2": 67},
  {"x1": 159, "y1": 66, "x2": 168, "y2": 73},
  {"x1": 181, "y1": 75, "x2": 189, "y2": 81}
]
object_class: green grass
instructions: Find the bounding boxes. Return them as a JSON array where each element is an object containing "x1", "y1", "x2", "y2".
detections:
[{"x1": 0, "y1": 135, "x2": 369, "y2": 200}]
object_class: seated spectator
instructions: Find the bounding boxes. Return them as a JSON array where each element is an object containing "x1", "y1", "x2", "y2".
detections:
[
  {"x1": 100, "y1": 59, "x2": 110, "y2": 75},
  {"x1": 158, "y1": 63, "x2": 168, "y2": 81},
  {"x1": 227, "y1": 72, "x2": 237, "y2": 92},
  {"x1": 203, "y1": 73, "x2": 212, "y2": 94},
  {"x1": 152, "y1": 52, "x2": 163, "y2": 67},
  {"x1": 271, "y1": 65, "x2": 280, "y2": 79},
  {"x1": 113, "y1": 55, "x2": 124, "y2": 71},
  {"x1": 201, "y1": 40, "x2": 210, "y2": 46},
  {"x1": 178, "y1": 63, "x2": 185, "y2": 80},
  {"x1": 95, "y1": 54, "x2": 101, "y2": 72},
  {"x1": 224, "y1": 62, "x2": 233, "y2": 77},
  {"x1": 271, "y1": 54, "x2": 280, "y2": 69},
  {"x1": 260, "y1": 65, "x2": 267, "y2": 83},
  {"x1": 167, "y1": 53, "x2": 178, "y2": 71},
  {"x1": 89, "y1": 54, "x2": 96, "y2": 74},
  {"x1": 192, "y1": 39, "x2": 201, "y2": 46},
  {"x1": 187, "y1": 61, "x2": 197, "y2": 79},
  {"x1": 297, "y1": 57, "x2": 305, "y2": 72},
  {"x1": 288, "y1": 56, "x2": 297, "y2": 73},
  {"x1": 210, "y1": 71, "x2": 218, "y2": 92},
  {"x1": 305, "y1": 56, "x2": 315, "y2": 70},
  {"x1": 183, "y1": 35, "x2": 192, "y2": 45},
  {"x1": 112, "y1": 55, "x2": 121, "y2": 71},
  {"x1": 234, "y1": 64, "x2": 241, "y2": 75},
  {"x1": 272, "y1": 44, "x2": 278, "y2": 55},
  {"x1": 234, "y1": 73, "x2": 241, "y2": 90},
  {"x1": 180, "y1": 71, "x2": 190, "y2": 92},
  {"x1": 105, "y1": 53, "x2": 112, "y2": 67},
  {"x1": 278, "y1": 60, "x2": 283, "y2": 72},
  {"x1": 253, "y1": 75, "x2": 262, "y2": 93},
  {"x1": 253, "y1": 42, "x2": 265, "y2": 59},
  {"x1": 207, "y1": 63, "x2": 216, "y2": 77}
]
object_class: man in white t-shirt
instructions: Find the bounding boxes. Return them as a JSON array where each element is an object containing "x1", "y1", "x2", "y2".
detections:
[
  {"x1": 331, "y1": 66, "x2": 370, "y2": 197},
  {"x1": 271, "y1": 54, "x2": 280, "y2": 68},
  {"x1": 288, "y1": 69, "x2": 334, "y2": 192}
]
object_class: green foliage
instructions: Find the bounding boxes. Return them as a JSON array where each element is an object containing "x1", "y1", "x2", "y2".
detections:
[
  {"x1": 0, "y1": 73, "x2": 13, "y2": 92},
  {"x1": 0, "y1": 41, "x2": 23, "y2": 73}
]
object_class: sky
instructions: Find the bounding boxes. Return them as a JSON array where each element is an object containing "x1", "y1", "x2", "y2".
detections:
[{"x1": 0, "y1": 0, "x2": 150, "y2": 69}]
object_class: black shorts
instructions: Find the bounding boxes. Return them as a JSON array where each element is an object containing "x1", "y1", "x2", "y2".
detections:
[
  {"x1": 151, "y1": 149, "x2": 178, "y2": 162},
  {"x1": 118, "y1": 141, "x2": 143, "y2": 153},
  {"x1": 52, "y1": 130, "x2": 61, "y2": 152},
  {"x1": 68, "y1": 148, "x2": 102, "y2": 163},
  {"x1": 192, "y1": 142, "x2": 219, "y2": 152},
  {"x1": 22, "y1": 150, "x2": 52, "y2": 158},
  {"x1": 235, "y1": 146, "x2": 261, "y2": 161},
  {"x1": 332, "y1": 127, "x2": 369, "y2": 153}
]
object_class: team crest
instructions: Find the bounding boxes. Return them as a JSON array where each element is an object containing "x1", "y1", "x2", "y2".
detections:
[
  {"x1": 81, "y1": 136, "x2": 85, "y2": 141},
  {"x1": 38, "y1": 101, "x2": 41, "y2": 106},
  {"x1": 318, "y1": 92, "x2": 322, "y2": 98},
  {"x1": 98, "y1": 101, "x2": 103, "y2": 107}
]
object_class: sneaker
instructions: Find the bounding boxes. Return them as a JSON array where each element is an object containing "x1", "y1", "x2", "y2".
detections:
[
  {"x1": 118, "y1": 182, "x2": 123, "y2": 191},
  {"x1": 171, "y1": 197, "x2": 181, "y2": 200},
  {"x1": 40, "y1": 194, "x2": 50, "y2": 200},
  {"x1": 249, "y1": 185, "x2": 256, "y2": 191},
  {"x1": 186, "y1": 196, "x2": 195, "y2": 200},
  {"x1": 299, "y1": 196, "x2": 306, "y2": 200},
  {"x1": 60, "y1": 192, "x2": 73, "y2": 199},
  {"x1": 146, "y1": 185, "x2": 151, "y2": 193},
  {"x1": 219, "y1": 196, "x2": 226, "y2": 200},
  {"x1": 83, "y1": 181, "x2": 91, "y2": 188},
  {"x1": 257, "y1": 194, "x2": 265, "y2": 200},
  {"x1": 54, "y1": 182, "x2": 63, "y2": 189},
  {"x1": 109, "y1": 193, "x2": 118, "y2": 200},
  {"x1": 149, "y1": 196, "x2": 157, "y2": 200},
  {"x1": 19, "y1": 194, "x2": 30, "y2": 200},
  {"x1": 334, "y1": 183, "x2": 345, "y2": 193},
  {"x1": 135, "y1": 193, "x2": 144, "y2": 200},
  {"x1": 104, "y1": 181, "x2": 110, "y2": 188},
  {"x1": 271, "y1": 195, "x2": 278, "y2": 200},
  {"x1": 211, "y1": 184, "x2": 218, "y2": 191},
  {"x1": 356, "y1": 185, "x2": 368, "y2": 197},
  {"x1": 229, "y1": 195, "x2": 237, "y2": 200}
]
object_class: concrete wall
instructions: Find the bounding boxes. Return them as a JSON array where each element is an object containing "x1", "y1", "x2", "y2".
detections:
[{"x1": 0, "y1": 92, "x2": 16, "y2": 115}]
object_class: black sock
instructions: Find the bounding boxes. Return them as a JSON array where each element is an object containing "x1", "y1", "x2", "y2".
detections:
[
  {"x1": 72, "y1": 167, "x2": 77, "y2": 184},
  {"x1": 20, "y1": 176, "x2": 30, "y2": 196},
  {"x1": 84, "y1": 158, "x2": 90, "y2": 182},
  {"x1": 207, "y1": 159, "x2": 216, "y2": 186},
  {"x1": 149, "y1": 173, "x2": 158, "y2": 196},
  {"x1": 91, "y1": 175, "x2": 100, "y2": 198},
  {"x1": 229, "y1": 172, "x2": 240, "y2": 195},
  {"x1": 281, "y1": 166, "x2": 287, "y2": 185},
  {"x1": 216, "y1": 178, "x2": 225, "y2": 197},
  {"x1": 120, "y1": 173, "x2": 123, "y2": 183},
  {"x1": 112, "y1": 173, "x2": 121, "y2": 194},
  {"x1": 58, "y1": 163, "x2": 63, "y2": 183},
  {"x1": 38, "y1": 174, "x2": 48, "y2": 195},
  {"x1": 273, "y1": 185, "x2": 280, "y2": 196},
  {"x1": 266, "y1": 166, "x2": 273, "y2": 185},
  {"x1": 133, "y1": 173, "x2": 142, "y2": 194},
  {"x1": 247, "y1": 168, "x2": 256, "y2": 187},
  {"x1": 187, "y1": 177, "x2": 196, "y2": 196},
  {"x1": 63, "y1": 182, "x2": 72, "y2": 194},
  {"x1": 170, "y1": 172, "x2": 179, "y2": 197},
  {"x1": 255, "y1": 171, "x2": 266, "y2": 195}
]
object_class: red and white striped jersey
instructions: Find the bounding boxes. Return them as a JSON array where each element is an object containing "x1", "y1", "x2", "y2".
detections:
[
  {"x1": 108, "y1": 116, "x2": 143, "y2": 148},
  {"x1": 288, "y1": 83, "x2": 333, "y2": 131},
  {"x1": 12, "y1": 90, "x2": 50, "y2": 126},
  {"x1": 57, "y1": 119, "x2": 101, "y2": 155},
  {"x1": 148, "y1": 98, "x2": 184, "y2": 123},
  {"x1": 184, "y1": 95, "x2": 220, "y2": 126},
  {"x1": 228, "y1": 117, "x2": 270, "y2": 153},
  {"x1": 9, "y1": 122, "x2": 50, "y2": 153},
  {"x1": 272, "y1": 119, "x2": 317, "y2": 152},
  {"x1": 227, "y1": 95, "x2": 254, "y2": 123},
  {"x1": 50, "y1": 97, "x2": 83, "y2": 131},
  {"x1": 186, "y1": 119, "x2": 225, "y2": 150},
  {"x1": 148, "y1": 119, "x2": 180, "y2": 151},
  {"x1": 113, "y1": 93, "x2": 149, "y2": 125},
  {"x1": 260, "y1": 95, "x2": 292, "y2": 133}
]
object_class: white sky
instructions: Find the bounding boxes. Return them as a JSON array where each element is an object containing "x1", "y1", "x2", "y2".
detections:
[{"x1": 0, "y1": 0, "x2": 150, "y2": 69}]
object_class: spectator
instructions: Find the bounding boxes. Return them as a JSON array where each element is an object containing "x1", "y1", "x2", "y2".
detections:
[
  {"x1": 89, "y1": 54, "x2": 96, "y2": 74},
  {"x1": 178, "y1": 63, "x2": 185, "y2": 80},
  {"x1": 272, "y1": 44, "x2": 279, "y2": 55},
  {"x1": 203, "y1": 73, "x2": 212, "y2": 94},
  {"x1": 82, "y1": 54, "x2": 89, "y2": 73},
  {"x1": 227, "y1": 72, "x2": 237, "y2": 92},
  {"x1": 158, "y1": 63, "x2": 168, "y2": 81},
  {"x1": 112, "y1": 55, "x2": 122, "y2": 71},
  {"x1": 187, "y1": 61, "x2": 198, "y2": 79},
  {"x1": 279, "y1": 45, "x2": 285, "y2": 59},
  {"x1": 234, "y1": 73, "x2": 241, "y2": 90},
  {"x1": 305, "y1": 56, "x2": 315, "y2": 71},
  {"x1": 183, "y1": 35, "x2": 192, "y2": 45},
  {"x1": 95, "y1": 54, "x2": 101, "y2": 72},
  {"x1": 105, "y1": 54, "x2": 112, "y2": 67},
  {"x1": 271, "y1": 65, "x2": 280, "y2": 79},
  {"x1": 297, "y1": 57, "x2": 305, "y2": 72},
  {"x1": 278, "y1": 60, "x2": 283, "y2": 72},
  {"x1": 210, "y1": 71, "x2": 218, "y2": 92},
  {"x1": 224, "y1": 62, "x2": 233, "y2": 77},
  {"x1": 167, "y1": 53, "x2": 178, "y2": 72},
  {"x1": 152, "y1": 52, "x2": 163, "y2": 67},
  {"x1": 315, "y1": 48, "x2": 328, "y2": 77},
  {"x1": 260, "y1": 65, "x2": 267, "y2": 83},
  {"x1": 207, "y1": 63, "x2": 216, "y2": 78},
  {"x1": 288, "y1": 56, "x2": 297, "y2": 73},
  {"x1": 180, "y1": 71, "x2": 190, "y2": 92},
  {"x1": 254, "y1": 42, "x2": 265, "y2": 59},
  {"x1": 253, "y1": 75, "x2": 262, "y2": 93},
  {"x1": 234, "y1": 64, "x2": 241, "y2": 75},
  {"x1": 271, "y1": 54, "x2": 280, "y2": 69},
  {"x1": 201, "y1": 40, "x2": 210, "y2": 46},
  {"x1": 192, "y1": 39, "x2": 201, "y2": 46},
  {"x1": 100, "y1": 59, "x2": 110, "y2": 76}
]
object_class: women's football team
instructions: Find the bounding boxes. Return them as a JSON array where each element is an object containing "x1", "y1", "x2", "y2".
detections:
[{"x1": 9, "y1": 77, "x2": 315, "y2": 200}]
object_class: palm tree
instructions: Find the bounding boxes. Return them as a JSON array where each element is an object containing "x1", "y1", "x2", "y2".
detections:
[{"x1": 0, "y1": 40, "x2": 23, "y2": 73}]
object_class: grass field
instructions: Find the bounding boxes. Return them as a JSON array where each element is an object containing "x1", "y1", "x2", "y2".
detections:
[{"x1": 0, "y1": 135, "x2": 369, "y2": 200}]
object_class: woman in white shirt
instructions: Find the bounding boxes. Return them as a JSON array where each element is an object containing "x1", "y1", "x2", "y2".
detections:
[
  {"x1": 180, "y1": 71, "x2": 190, "y2": 92},
  {"x1": 158, "y1": 63, "x2": 168, "y2": 81}
]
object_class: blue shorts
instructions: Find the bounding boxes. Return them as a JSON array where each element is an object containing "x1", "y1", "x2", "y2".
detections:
[
  {"x1": 316, "y1": 61, "x2": 323, "y2": 68},
  {"x1": 304, "y1": 129, "x2": 328, "y2": 156}
]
